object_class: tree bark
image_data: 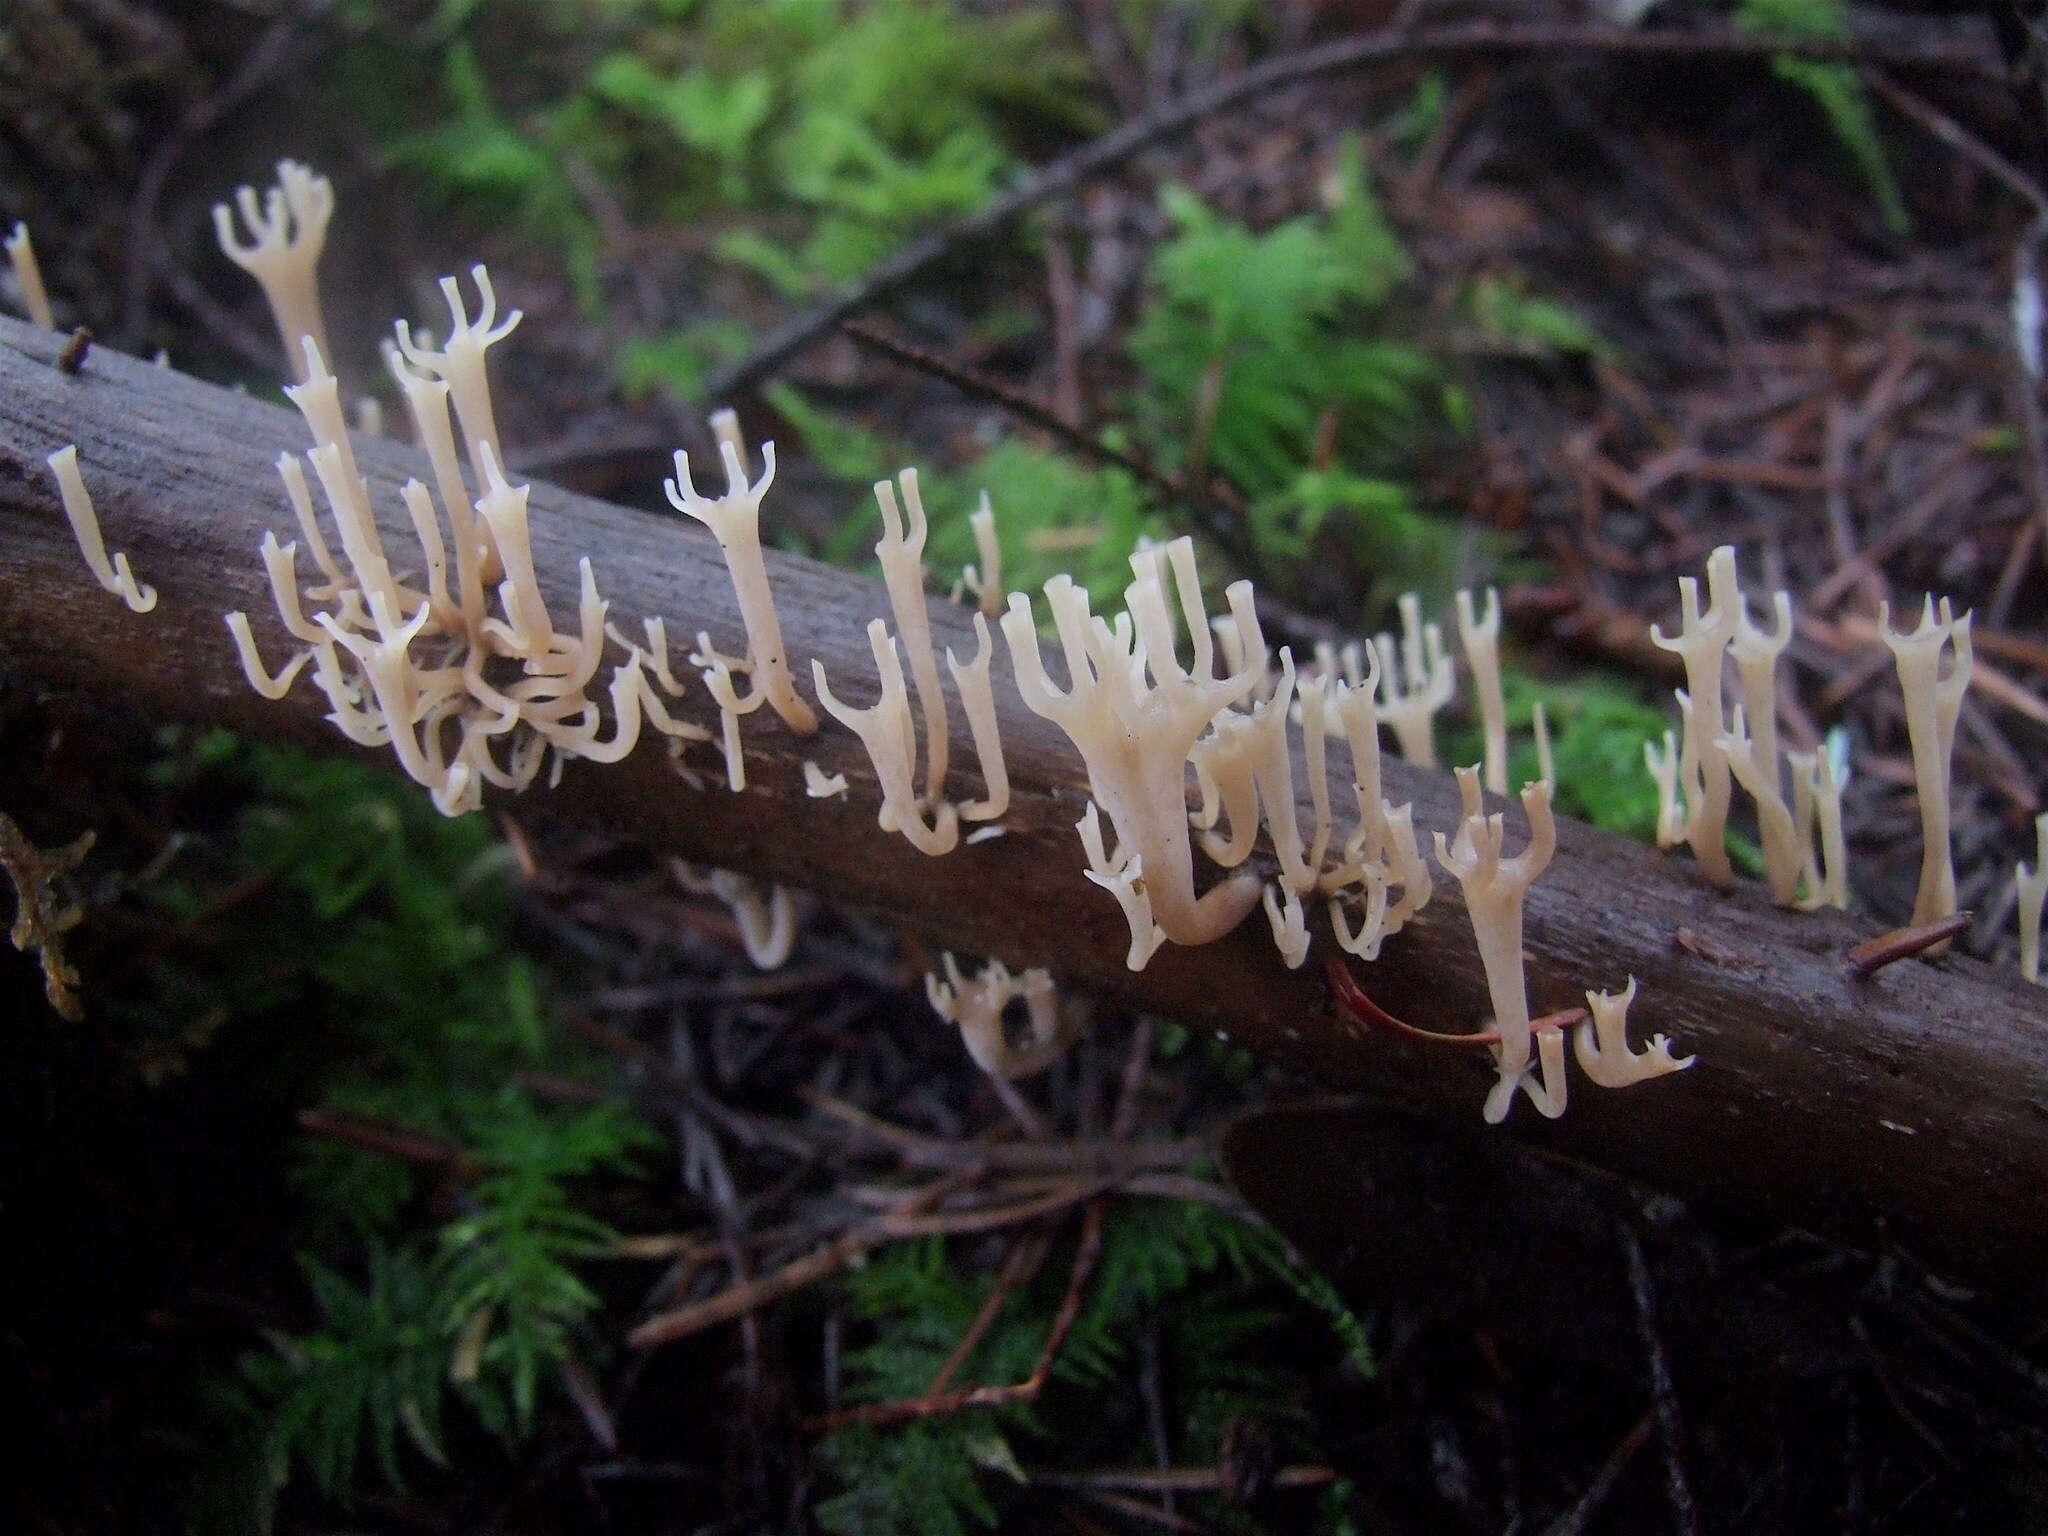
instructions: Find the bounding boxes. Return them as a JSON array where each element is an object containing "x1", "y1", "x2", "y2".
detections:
[{"x1": 2, "y1": 316, "x2": 2044, "y2": 1301}]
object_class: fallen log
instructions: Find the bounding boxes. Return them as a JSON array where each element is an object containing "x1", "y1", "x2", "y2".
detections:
[{"x1": 2, "y1": 315, "x2": 2043, "y2": 1300}]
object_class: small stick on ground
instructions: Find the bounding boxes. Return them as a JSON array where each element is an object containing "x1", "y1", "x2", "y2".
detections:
[
  {"x1": 1846, "y1": 913, "x2": 1974, "y2": 977},
  {"x1": 295, "y1": 1107, "x2": 481, "y2": 1179},
  {"x1": 55, "y1": 328, "x2": 92, "y2": 374},
  {"x1": 806, "y1": 1197, "x2": 1108, "y2": 1431},
  {"x1": 926, "y1": 1229, "x2": 1050, "y2": 1395},
  {"x1": 629, "y1": 1165, "x2": 983, "y2": 1350},
  {"x1": 1621, "y1": 1223, "x2": 1698, "y2": 1536}
]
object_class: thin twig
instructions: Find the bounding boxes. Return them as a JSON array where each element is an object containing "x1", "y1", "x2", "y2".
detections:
[
  {"x1": 628, "y1": 1166, "x2": 981, "y2": 1349},
  {"x1": 801, "y1": 1085, "x2": 1204, "y2": 1170},
  {"x1": 295, "y1": 1107, "x2": 480, "y2": 1179},
  {"x1": 55, "y1": 328, "x2": 92, "y2": 375},
  {"x1": 805, "y1": 1197, "x2": 1107, "y2": 1431},
  {"x1": 1846, "y1": 912, "x2": 1975, "y2": 976},
  {"x1": 843, "y1": 321, "x2": 1186, "y2": 506},
  {"x1": 926, "y1": 1229, "x2": 1049, "y2": 1395},
  {"x1": 704, "y1": 18, "x2": 1996, "y2": 400},
  {"x1": 1538, "y1": 1411, "x2": 1655, "y2": 1536},
  {"x1": 1863, "y1": 69, "x2": 2048, "y2": 214},
  {"x1": 1036, "y1": 1463, "x2": 1338, "y2": 1493},
  {"x1": 1621, "y1": 1224, "x2": 1699, "y2": 1536}
]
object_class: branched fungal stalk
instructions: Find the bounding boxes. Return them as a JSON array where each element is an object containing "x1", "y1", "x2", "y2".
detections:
[
  {"x1": 1880, "y1": 595, "x2": 1973, "y2": 939},
  {"x1": 1572, "y1": 977, "x2": 1693, "y2": 1088},
  {"x1": 1374, "y1": 592, "x2": 1454, "y2": 766},
  {"x1": 1456, "y1": 587, "x2": 1507, "y2": 794},
  {"x1": 674, "y1": 861, "x2": 796, "y2": 969},
  {"x1": 1324, "y1": 663, "x2": 1432, "y2": 961},
  {"x1": 925, "y1": 954, "x2": 1075, "y2": 1079},
  {"x1": 1650, "y1": 545, "x2": 1740, "y2": 888},
  {"x1": 1720, "y1": 579, "x2": 1804, "y2": 905},
  {"x1": 813, "y1": 620, "x2": 959, "y2": 856},
  {"x1": 226, "y1": 301, "x2": 704, "y2": 815},
  {"x1": 1076, "y1": 803, "x2": 1166, "y2": 971},
  {"x1": 47, "y1": 447, "x2": 156, "y2": 613},
  {"x1": 873, "y1": 470, "x2": 949, "y2": 808},
  {"x1": 7, "y1": 222, "x2": 54, "y2": 330},
  {"x1": 1788, "y1": 746, "x2": 1849, "y2": 909},
  {"x1": 955, "y1": 492, "x2": 1004, "y2": 617},
  {"x1": 664, "y1": 431, "x2": 818, "y2": 738},
  {"x1": 1433, "y1": 769, "x2": 1559, "y2": 1122},
  {"x1": 2018, "y1": 814, "x2": 2047, "y2": 985},
  {"x1": 1003, "y1": 537, "x2": 1265, "y2": 956},
  {"x1": 946, "y1": 612, "x2": 1010, "y2": 822},
  {"x1": 212, "y1": 160, "x2": 334, "y2": 383}
]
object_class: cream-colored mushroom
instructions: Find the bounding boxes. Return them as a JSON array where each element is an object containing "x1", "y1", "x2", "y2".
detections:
[
  {"x1": 1573, "y1": 977, "x2": 1694, "y2": 1088},
  {"x1": 1787, "y1": 745, "x2": 1849, "y2": 909},
  {"x1": 946, "y1": 613, "x2": 1010, "y2": 822},
  {"x1": 1491, "y1": 1021, "x2": 1570, "y2": 1123},
  {"x1": 955, "y1": 493, "x2": 1004, "y2": 618},
  {"x1": 394, "y1": 265, "x2": 520, "y2": 488},
  {"x1": 665, "y1": 437, "x2": 818, "y2": 737},
  {"x1": 804, "y1": 760, "x2": 850, "y2": 799},
  {"x1": 1880, "y1": 595, "x2": 1972, "y2": 937},
  {"x1": 1077, "y1": 802, "x2": 1166, "y2": 970},
  {"x1": 1263, "y1": 882, "x2": 1311, "y2": 969},
  {"x1": 1374, "y1": 592, "x2": 1454, "y2": 767},
  {"x1": 1718, "y1": 705, "x2": 1804, "y2": 907},
  {"x1": 1323, "y1": 662, "x2": 1432, "y2": 961},
  {"x1": 925, "y1": 953, "x2": 1075, "y2": 1078},
  {"x1": 1644, "y1": 727, "x2": 1685, "y2": 850},
  {"x1": 1002, "y1": 538, "x2": 1265, "y2": 949},
  {"x1": 1649, "y1": 545, "x2": 1740, "y2": 888},
  {"x1": 813, "y1": 620, "x2": 959, "y2": 856},
  {"x1": 46, "y1": 447, "x2": 156, "y2": 613},
  {"x1": 674, "y1": 860, "x2": 796, "y2": 969},
  {"x1": 1434, "y1": 769, "x2": 1557, "y2": 1122},
  {"x1": 6, "y1": 222, "x2": 53, "y2": 330},
  {"x1": 873, "y1": 470, "x2": 949, "y2": 808},
  {"x1": 212, "y1": 160, "x2": 334, "y2": 383},
  {"x1": 227, "y1": 284, "x2": 699, "y2": 815},
  {"x1": 1456, "y1": 587, "x2": 1508, "y2": 794},
  {"x1": 1532, "y1": 700, "x2": 1554, "y2": 789},
  {"x1": 2015, "y1": 813, "x2": 2046, "y2": 984},
  {"x1": 1719, "y1": 580, "x2": 1805, "y2": 905}
]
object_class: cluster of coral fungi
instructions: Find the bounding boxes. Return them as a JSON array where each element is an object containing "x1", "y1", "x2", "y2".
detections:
[{"x1": 15, "y1": 163, "x2": 2027, "y2": 1123}]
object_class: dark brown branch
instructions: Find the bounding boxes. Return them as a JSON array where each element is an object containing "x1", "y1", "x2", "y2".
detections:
[
  {"x1": 705, "y1": 18, "x2": 2000, "y2": 399},
  {"x1": 1846, "y1": 912, "x2": 1976, "y2": 976},
  {"x1": 4, "y1": 319, "x2": 2048, "y2": 1304}
]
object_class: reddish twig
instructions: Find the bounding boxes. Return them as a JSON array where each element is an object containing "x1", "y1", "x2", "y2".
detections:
[
  {"x1": 295, "y1": 1107, "x2": 480, "y2": 1179},
  {"x1": 1846, "y1": 912, "x2": 1975, "y2": 977},
  {"x1": 1324, "y1": 953, "x2": 1586, "y2": 1047},
  {"x1": 926, "y1": 1229, "x2": 1049, "y2": 1395},
  {"x1": 629, "y1": 1166, "x2": 983, "y2": 1350},
  {"x1": 805, "y1": 1197, "x2": 1107, "y2": 1431}
]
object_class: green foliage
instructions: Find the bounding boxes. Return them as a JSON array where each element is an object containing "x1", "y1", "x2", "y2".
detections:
[
  {"x1": 237, "y1": 1246, "x2": 452, "y2": 1500},
  {"x1": 767, "y1": 132, "x2": 1563, "y2": 620},
  {"x1": 1738, "y1": 0, "x2": 1909, "y2": 233},
  {"x1": 812, "y1": 1196, "x2": 1357, "y2": 1531},
  {"x1": 1464, "y1": 272, "x2": 1615, "y2": 361},
  {"x1": 380, "y1": 41, "x2": 606, "y2": 308},
  {"x1": 1125, "y1": 156, "x2": 1436, "y2": 496},
  {"x1": 1503, "y1": 670, "x2": 1672, "y2": 842},
  {"x1": 358, "y1": 0, "x2": 1095, "y2": 338},
  {"x1": 151, "y1": 738, "x2": 659, "y2": 1499},
  {"x1": 815, "y1": 1422, "x2": 1008, "y2": 1536}
]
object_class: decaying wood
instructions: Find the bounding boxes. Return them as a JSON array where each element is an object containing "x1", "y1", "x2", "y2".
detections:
[{"x1": 2, "y1": 316, "x2": 2044, "y2": 1301}]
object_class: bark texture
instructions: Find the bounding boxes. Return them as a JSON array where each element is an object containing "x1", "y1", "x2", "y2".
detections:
[{"x1": 2, "y1": 315, "x2": 2044, "y2": 1300}]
